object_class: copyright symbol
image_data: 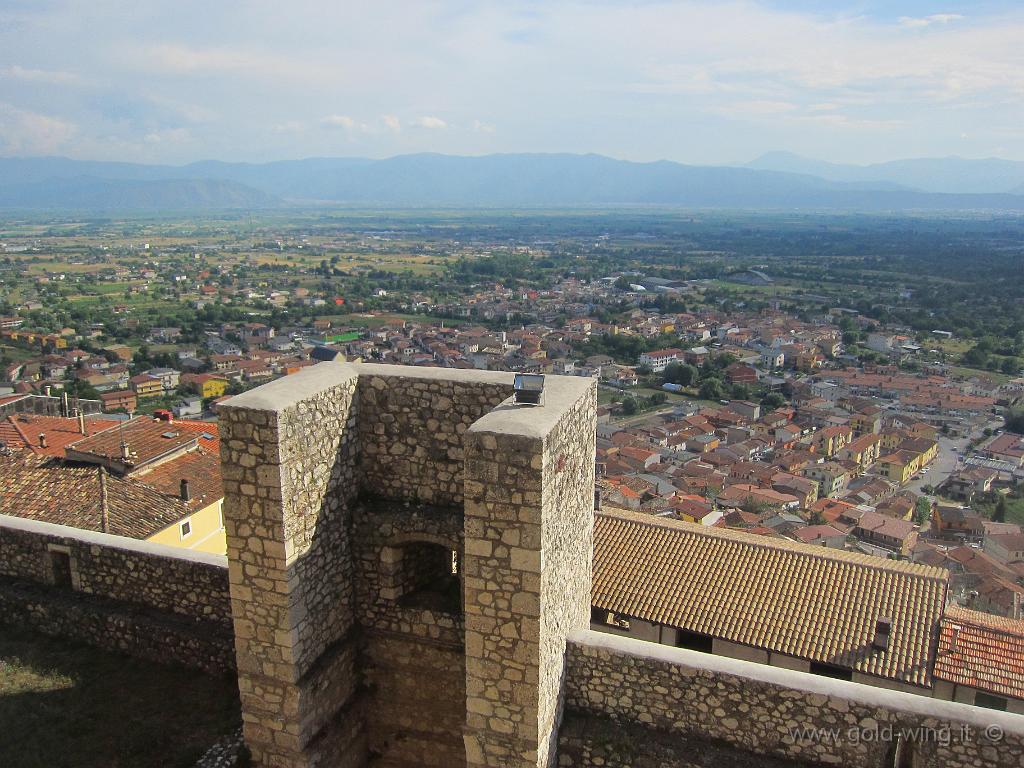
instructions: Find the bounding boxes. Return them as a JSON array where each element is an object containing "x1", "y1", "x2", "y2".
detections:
[{"x1": 985, "y1": 725, "x2": 1004, "y2": 742}]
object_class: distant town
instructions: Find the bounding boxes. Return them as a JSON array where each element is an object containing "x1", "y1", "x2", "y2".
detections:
[{"x1": 2, "y1": 211, "x2": 1022, "y2": 623}]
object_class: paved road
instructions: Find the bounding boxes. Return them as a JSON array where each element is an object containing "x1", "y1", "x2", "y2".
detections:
[{"x1": 904, "y1": 435, "x2": 966, "y2": 496}]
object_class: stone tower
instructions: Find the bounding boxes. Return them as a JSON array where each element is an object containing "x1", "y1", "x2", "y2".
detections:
[{"x1": 219, "y1": 362, "x2": 597, "y2": 767}]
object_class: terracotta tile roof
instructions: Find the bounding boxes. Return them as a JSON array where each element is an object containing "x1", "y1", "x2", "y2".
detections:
[
  {"x1": 133, "y1": 447, "x2": 222, "y2": 512},
  {"x1": 0, "y1": 414, "x2": 120, "y2": 457},
  {"x1": 170, "y1": 420, "x2": 220, "y2": 452},
  {"x1": 934, "y1": 606, "x2": 1024, "y2": 700},
  {"x1": 593, "y1": 507, "x2": 948, "y2": 687},
  {"x1": 0, "y1": 452, "x2": 189, "y2": 538},
  {"x1": 65, "y1": 416, "x2": 198, "y2": 470}
]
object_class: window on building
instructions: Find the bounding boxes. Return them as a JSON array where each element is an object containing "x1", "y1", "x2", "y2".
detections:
[
  {"x1": 394, "y1": 541, "x2": 462, "y2": 614},
  {"x1": 180, "y1": 520, "x2": 191, "y2": 538},
  {"x1": 974, "y1": 692, "x2": 1008, "y2": 711},
  {"x1": 675, "y1": 629, "x2": 714, "y2": 653},
  {"x1": 49, "y1": 550, "x2": 73, "y2": 588},
  {"x1": 809, "y1": 662, "x2": 853, "y2": 681},
  {"x1": 590, "y1": 607, "x2": 630, "y2": 630}
]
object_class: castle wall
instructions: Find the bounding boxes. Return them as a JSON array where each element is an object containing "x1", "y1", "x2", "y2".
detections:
[
  {"x1": 463, "y1": 376, "x2": 597, "y2": 768},
  {"x1": 0, "y1": 513, "x2": 233, "y2": 673},
  {"x1": 219, "y1": 363, "x2": 525, "y2": 768},
  {"x1": 356, "y1": 366, "x2": 512, "y2": 506},
  {"x1": 352, "y1": 499, "x2": 466, "y2": 766},
  {"x1": 561, "y1": 629, "x2": 1024, "y2": 768},
  {"x1": 219, "y1": 362, "x2": 363, "y2": 768},
  {"x1": 362, "y1": 634, "x2": 466, "y2": 768}
]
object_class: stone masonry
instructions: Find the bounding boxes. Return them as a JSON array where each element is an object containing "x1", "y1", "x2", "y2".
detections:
[
  {"x1": 0, "y1": 514, "x2": 233, "y2": 673},
  {"x1": 218, "y1": 362, "x2": 597, "y2": 768},
  {"x1": 563, "y1": 630, "x2": 1024, "y2": 768},
  {"x1": 463, "y1": 378, "x2": 597, "y2": 768}
]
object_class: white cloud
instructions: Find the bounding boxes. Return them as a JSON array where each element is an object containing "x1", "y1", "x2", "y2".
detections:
[
  {"x1": 714, "y1": 100, "x2": 799, "y2": 117},
  {"x1": 0, "y1": 64, "x2": 85, "y2": 86},
  {"x1": 411, "y1": 115, "x2": 447, "y2": 129},
  {"x1": 141, "y1": 43, "x2": 332, "y2": 82},
  {"x1": 272, "y1": 120, "x2": 305, "y2": 134},
  {"x1": 0, "y1": 103, "x2": 77, "y2": 154},
  {"x1": 472, "y1": 119, "x2": 496, "y2": 133},
  {"x1": 898, "y1": 14, "x2": 964, "y2": 29},
  {"x1": 143, "y1": 127, "x2": 191, "y2": 144},
  {"x1": 381, "y1": 114, "x2": 401, "y2": 132},
  {"x1": 321, "y1": 114, "x2": 356, "y2": 130}
]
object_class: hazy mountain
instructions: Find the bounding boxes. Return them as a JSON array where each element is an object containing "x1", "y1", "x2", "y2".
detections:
[
  {"x1": 0, "y1": 175, "x2": 278, "y2": 210},
  {"x1": 747, "y1": 151, "x2": 1024, "y2": 194},
  {"x1": 2, "y1": 153, "x2": 1024, "y2": 210}
]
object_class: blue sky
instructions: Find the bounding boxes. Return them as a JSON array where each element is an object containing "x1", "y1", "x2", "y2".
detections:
[{"x1": 1, "y1": 1, "x2": 1023, "y2": 165}]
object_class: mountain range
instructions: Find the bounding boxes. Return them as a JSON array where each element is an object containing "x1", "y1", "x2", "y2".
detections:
[
  {"x1": 745, "y1": 151, "x2": 1024, "y2": 195},
  {"x1": 1, "y1": 152, "x2": 1024, "y2": 211}
]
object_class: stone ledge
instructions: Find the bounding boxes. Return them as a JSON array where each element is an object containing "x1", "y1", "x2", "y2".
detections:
[
  {"x1": 569, "y1": 629, "x2": 1024, "y2": 736},
  {"x1": 220, "y1": 360, "x2": 359, "y2": 412},
  {"x1": 468, "y1": 376, "x2": 595, "y2": 440},
  {"x1": 0, "y1": 513, "x2": 228, "y2": 569}
]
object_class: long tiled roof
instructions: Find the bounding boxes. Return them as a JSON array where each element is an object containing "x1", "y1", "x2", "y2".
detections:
[
  {"x1": 593, "y1": 508, "x2": 948, "y2": 687},
  {"x1": 0, "y1": 414, "x2": 120, "y2": 457},
  {"x1": 134, "y1": 447, "x2": 222, "y2": 512},
  {"x1": 934, "y1": 606, "x2": 1024, "y2": 700},
  {"x1": 0, "y1": 453, "x2": 190, "y2": 538},
  {"x1": 66, "y1": 416, "x2": 197, "y2": 469}
]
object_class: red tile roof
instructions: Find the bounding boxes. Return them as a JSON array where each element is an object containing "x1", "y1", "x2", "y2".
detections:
[
  {"x1": 0, "y1": 452, "x2": 189, "y2": 538},
  {"x1": 0, "y1": 414, "x2": 120, "y2": 458},
  {"x1": 934, "y1": 606, "x2": 1024, "y2": 700},
  {"x1": 65, "y1": 416, "x2": 198, "y2": 470}
]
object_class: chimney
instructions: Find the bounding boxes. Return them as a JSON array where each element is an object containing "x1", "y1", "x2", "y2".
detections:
[
  {"x1": 98, "y1": 467, "x2": 109, "y2": 534},
  {"x1": 38, "y1": 433, "x2": 47, "y2": 449},
  {"x1": 121, "y1": 440, "x2": 130, "y2": 460},
  {"x1": 949, "y1": 627, "x2": 960, "y2": 654},
  {"x1": 179, "y1": 479, "x2": 191, "y2": 502},
  {"x1": 78, "y1": 412, "x2": 86, "y2": 436},
  {"x1": 873, "y1": 617, "x2": 892, "y2": 651},
  {"x1": 45, "y1": 385, "x2": 52, "y2": 397}
]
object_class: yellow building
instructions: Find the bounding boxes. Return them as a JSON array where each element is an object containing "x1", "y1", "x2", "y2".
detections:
[
  {"x1": 183, "y1": 373, "x2": 230, "y2": 399},
  {"x1": 877, "y1": 450, "x2": 922, "y2": 485},
  {"x1": 130, "y1": 374, "x2": 164, "y2": 399},
  {"x1": 901, "y1": 437, "x2": 939, "y2": 467},
  {"x1": 850, "y1": 410, "x2": 882, "y2": 436},
  {"x1": 146, "y1": 497, "x2": 226, "y2": 555}
]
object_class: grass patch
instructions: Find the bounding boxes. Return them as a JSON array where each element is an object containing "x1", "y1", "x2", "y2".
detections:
[{"x1": 0, "y1": 626, "x2": 240, "y2": 768}]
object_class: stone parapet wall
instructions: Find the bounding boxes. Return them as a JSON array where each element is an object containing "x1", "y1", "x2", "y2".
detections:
[
  {"x1": 355, "y1": 365, "x2": 513, "y2": 506},
  {"x1": 563, "y1": 630, "x2": 1024, "y2": 768},
  {"x1": 0, "y1": 577, "x2": 234, "y2": 674},
  {"x1": 362, "y1": 633, "x2": 466, "y2": 767},
  {"x1": 463, "y1": 376, "x2": 597, "y2": 768},
  {"x1": 219, "y1": 362, "x2": 363, "y2": 768},
  {"x1": 0, "y1": 513, "x2": 231, "y2": 626},
  {"x1": 0, "y1": 515, "x2": 233, "y2": 672}
]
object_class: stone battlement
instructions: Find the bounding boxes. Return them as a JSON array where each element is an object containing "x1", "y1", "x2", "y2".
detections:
[{"x1": 219, "y1": 362, "x2": 597, "y2": 768}]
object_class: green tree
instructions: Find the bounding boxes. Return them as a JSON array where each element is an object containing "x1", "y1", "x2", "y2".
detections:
[
  {"x1": 620, "y1": 396, "x2": 638, "y2": 416},
  {"x1": 761, "y1": 392, "x2": 785, "y2": 410},
  {"x1": 1006, "y1": 408, "x2": 1024, "y2": 435},
  {"x1": 993, "y1": 495, "x2": 1007, "y2": 523},
  {"x1": 698, "y1": 378, "x2": 724, "y2": 401},
  {"x1": 663, "y1": 362, "x2": 697, "y2": 387}
]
